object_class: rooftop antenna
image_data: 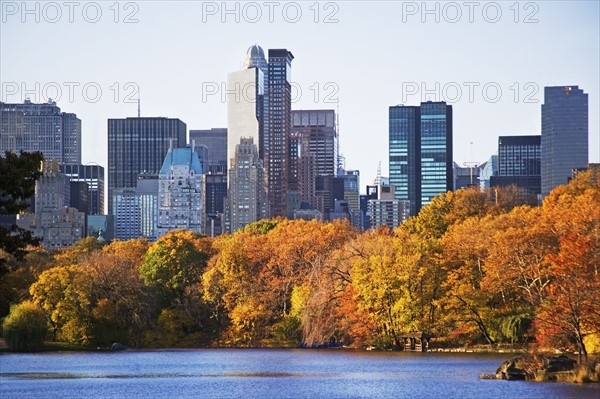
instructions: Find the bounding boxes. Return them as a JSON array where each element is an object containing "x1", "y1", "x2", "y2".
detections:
[
  {"x1": 375, "y1": 161, "x2": 382, "y2": 185},
  {"x1": 137, "y1": 97, "x2": 141, "y2": 118}
]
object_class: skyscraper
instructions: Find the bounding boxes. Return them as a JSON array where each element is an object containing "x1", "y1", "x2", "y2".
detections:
[
  {"x1": 227, "y1": 67, "x2": 264, "y2": 169},
  {"x1": 243, "y1": 45, "x2": 269, "y2": 159},
  {"x1": 107, "y1": 117, "x2": 186, "y2": 213},
  {"x1": 389, "y1": 101, "x2": 452, "y2": 215},
  {"x1": 541, "y1": 86, "x2": 588, "y2": 196},
  {"x1": 60, "y1": 164, "x2": 105, "y2": 215},
  {"x1": 226, "y1": 137, "x2": 268, "y2": 233},
  {"x1": 189, "y1": 128, "x2": 227, "y2": 168},
  {"x1": 291, "y1": 110, "x2": 338, "y2": 177},
  {"x1": 267, "y1": 49, "x2": 294, "y2": 217},
  {"x1": 490, "y1": 135, "x2": 541, "y2": 195},
  {"x1": 1, "y1": 99, "x2": 81, "y2": 164}
]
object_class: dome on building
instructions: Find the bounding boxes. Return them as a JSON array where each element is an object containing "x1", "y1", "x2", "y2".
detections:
[{"x1": 243, "y1": 44, "x2": 267, "y2": 70}]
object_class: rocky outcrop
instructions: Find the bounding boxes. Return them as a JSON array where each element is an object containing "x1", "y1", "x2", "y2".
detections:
[{"x1": 494, "y1": 354, "x2": 575, "y2": 380}]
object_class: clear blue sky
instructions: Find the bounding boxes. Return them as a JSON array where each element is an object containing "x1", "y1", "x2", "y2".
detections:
[{"x1": 2, "y1": 1, "x2": 599, "y2": 191}]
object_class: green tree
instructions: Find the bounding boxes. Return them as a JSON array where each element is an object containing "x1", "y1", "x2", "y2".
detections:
[
  {"x1": 0, "y1": 151, "x2": 44, "y2": 268},
  {"x1": 140, "y1": 230, "x2": 213, "y2": 305},
  {"x1": 2, "y1": 300, "x2": 48, "y2": 351}
]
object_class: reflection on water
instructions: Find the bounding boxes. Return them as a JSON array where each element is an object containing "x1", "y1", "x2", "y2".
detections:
[{"x1": 1, "y1": 349, "x2": 598, "y2": 399}]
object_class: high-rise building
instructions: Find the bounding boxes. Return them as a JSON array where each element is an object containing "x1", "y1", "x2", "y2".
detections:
[
  {"x1": 340, "y1": 169, "x2": 360, "y2": 228},
  {"x1": 111, "y1": 174, "x2": 158, "y2": 241},
  {"x1": 112, "y1": 188, "x2": 141, "y2": 240},
  {"x1": 243, "y1": 45, "x2": 269, "y2": 159},
  {"x1": 267, "y1": 49, "x2": 294, "y2": 217},
  {"x1": 137, "y1": 173, "x2": 159, "y2": 241},
  {"x1": 189, "y1": 128, "x2": 228, "y2": 235},
  {"x1": 291, "y1": 110, "x2": 338, "y2": 177},
  {"x1": 389, "y1": 101, "x2": 452, "y2": 215},
  {"x1": 541, "y1": 86, "x2": 588, "y2": 196},
  {"x1": 157, "y1": 147, "x2": 203, "y2": 237},
  {"x1": 227, "y1": 67, "x2": 264, "y2": 169},
  {"x1": 189, "y1": 128, "x2": 227, "y2": 168},
  {"x1": 1, "y1": 99, "x2": 81, "y2": 164},
  {"x1": 60, "y1": 164, "x2": 105, "y2": 215},
  {"x1": 108, "y1": 117, "x2": 186, "y2": 213},
  {"x1": 490, "y1": 135, "x2": 541, "y2": 195},
  {"x1": 226, "y1": 137, "x2": 268, "y2": 233},
  {"x1": 359, "y1": 185, "x2": 379, "y2": 231},
  {"x1": 368, "y1": 184, "x2": 411, "y2": 229},
  {"x1": 204, "y1": 172, "x2": 227, "y2": 237}
]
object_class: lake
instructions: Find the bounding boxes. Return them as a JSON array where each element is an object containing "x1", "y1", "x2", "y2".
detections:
[{"x1": 0, "y1": 349, "x2": 597, "y2": 398}]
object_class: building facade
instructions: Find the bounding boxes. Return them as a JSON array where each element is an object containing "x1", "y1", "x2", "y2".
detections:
[
  {"x1": 368, "y1": 184, "x2": 411, "y2": 229},
  {"x1": 226, "y1": 138, "x2": 268, "y2": 233},
  {"x1": 389, "y1": 101, "x2": 452, "y2": 215},
  {"x1": 108, "y1": 117, "x2": 186, "y2": 214},
  {"x1": 267, "y1": 49, "x2": 294, "y2": 217},
  {"x1": 60, "y1": 164, "x2": 105, "y2": 215},
  {"x1": 1, "y1": 99, "x2": 81, "y2": 164},
  {"x1": 189, "y1": 128, "x2": 227, "y2": 169},
  {"x1": 17, "y1": 160, "x2": 85, "y2": 248},
  {"x1": 541, "y1": 86, "x2": 588, "y2": 196},
  {"x1": 157, "y1": 147, "x2": 203, "y2": 237},
  {"x1": 490, "y1": 135, "x2": 541, "y2": 195}
]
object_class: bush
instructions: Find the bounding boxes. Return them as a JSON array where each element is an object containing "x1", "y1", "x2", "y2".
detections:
[{"x1": 1, "y1": 301, "x2": 48, "y2": 351}]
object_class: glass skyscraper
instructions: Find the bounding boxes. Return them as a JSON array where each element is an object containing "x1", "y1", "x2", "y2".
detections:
[
  {"x1": 541, "y1": 86, "x2": 588, "y2": 197},
  {"x1": 389, "y1": 101, "x2": 452, "y2": 215},
  {"x1": 490, "y1": 135, "x2": 541, "y2": 196}
]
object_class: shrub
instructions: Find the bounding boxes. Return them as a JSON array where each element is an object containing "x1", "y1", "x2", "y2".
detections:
[{"x1": 1, "y1": 301, "x2": 48, "y2": 351}]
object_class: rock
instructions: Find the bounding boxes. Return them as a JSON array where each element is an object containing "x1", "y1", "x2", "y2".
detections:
[
  {"x1": 496, "y1": 356, "x2": 527, "y2": 380},
  {"x1": 110, "y1": 342, "x2": 127, "y2": 351},
  {"x1": 542, "y1": 355, "x2": 575, "y2": 372},
  {"x1": 494, "y1": 354, "x2": 576, "y2": 381}
]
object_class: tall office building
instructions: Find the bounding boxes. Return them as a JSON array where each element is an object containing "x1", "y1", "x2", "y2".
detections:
[
  {"x1": 340, "y1": 170, "x2": 360, "y2": 228},
  {"x1": 243, "y1": 45, "x2": 270, "y2": 158},
  {"x1": 190, "y1": 128, "x2": 228, "y2": 235},
  {"x1": 189, "y1": 128, "x2": 227, "y2": 168},
  {"x1": 267, "y1": 49, "x2": 294, "y2": 217},
  {"x1": 157, "y1": 147, "x2": 203, "y2": 237},
  {"x1": 137, "y1": 173, "x2": 159, "y2": 241},
  {"x1": 291, "y1": 110, "x2": 338, "y2": 177},
  {"x1": 541, "y1": 86, "x2": 588, "y2": 196},
  {"x1": 1, "y1": 99, "x2": 81, "y2": 164},
  {"x1": 112, "y1": 188, "x2": 141, "y2": 240},
  {"x1": 227, "y1": 65, "x2": 264, "y2": 169},
  {"x1": 491, "y1": 135, "x2": 541, "y2": 195},
  {"x1": 389, "y1": 101, "x2": 452, "y2": 215},
  {"x1": 111, "y1": 174, "x2": 158, "y2": 241},
  {"x1": 226, "y1": 138, "x2": 268, "y2": 233},
  {"x1": 60, "y1": 164, "x2": 105, "y2": 215},
  {"x1": 108, "y1": 117, "x2": 186, "y2": 213}
]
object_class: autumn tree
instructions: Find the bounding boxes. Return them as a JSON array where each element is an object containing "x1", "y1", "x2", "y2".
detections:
[{"x1": 535, "y1": 183, "x2": 600, "y2": 359}]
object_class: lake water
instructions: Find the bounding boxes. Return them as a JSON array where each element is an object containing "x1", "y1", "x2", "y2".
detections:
[{"x1": 0, "y1": 349, "x2": 597, "y2": 398}]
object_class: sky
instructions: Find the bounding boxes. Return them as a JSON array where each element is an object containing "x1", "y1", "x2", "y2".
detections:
[{"x1": 2, "y1": 0, "x2": 599, "y2": 193}]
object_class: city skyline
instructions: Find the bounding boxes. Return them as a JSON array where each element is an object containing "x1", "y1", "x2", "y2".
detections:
[{"x1": 1, "y1": 1, "x2": 599, "y2": 193}]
